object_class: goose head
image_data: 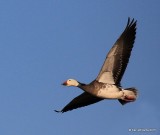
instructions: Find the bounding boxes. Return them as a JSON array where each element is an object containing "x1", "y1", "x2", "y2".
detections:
[{"x1": 62, "y1": 79, "x2": 79, "y2": 87}]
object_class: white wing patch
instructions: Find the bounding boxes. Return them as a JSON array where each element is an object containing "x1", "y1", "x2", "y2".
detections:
[{"x1": 98, "y1": 72, "x2": 115, "y2": 84}]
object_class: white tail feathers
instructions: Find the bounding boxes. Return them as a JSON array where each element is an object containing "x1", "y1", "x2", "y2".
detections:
[{"x1": 119, "y1": 87, "x2": 138, "y2": 105}]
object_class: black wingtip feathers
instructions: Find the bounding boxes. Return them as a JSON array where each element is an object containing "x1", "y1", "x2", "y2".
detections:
[{"x1": 54, "y1": 110, "x2": 63, "y2": 113}]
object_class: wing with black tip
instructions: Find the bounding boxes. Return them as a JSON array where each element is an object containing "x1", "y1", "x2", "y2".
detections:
[
  {"x1": 96, "y1": 18, "x2": 137, "y2": 85},
  {"x1": 55, "y1": 92, "x2": 103, "y2": 113}
]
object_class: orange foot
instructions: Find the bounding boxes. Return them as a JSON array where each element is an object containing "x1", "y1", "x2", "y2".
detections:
[{"x1": 124, "y1": 95, "x2": 136, "y2": 101}]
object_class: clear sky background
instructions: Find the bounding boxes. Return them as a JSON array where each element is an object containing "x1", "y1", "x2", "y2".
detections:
[{"x1": 0, "y1": 0, "x2": 160, "y2": 135}]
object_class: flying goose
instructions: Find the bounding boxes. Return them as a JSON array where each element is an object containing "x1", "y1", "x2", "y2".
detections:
[{"x1": 55, "y1": 18, "x2": 138, "y2": 113}]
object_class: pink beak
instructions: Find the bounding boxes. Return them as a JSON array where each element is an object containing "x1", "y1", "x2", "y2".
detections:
[{"x1": 62, "y1": 81, "x2": 68, "y2": 86}]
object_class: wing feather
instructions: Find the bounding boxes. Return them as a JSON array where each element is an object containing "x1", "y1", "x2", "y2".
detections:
[
  {"x1": 96, "y1": 18, "x2": 137, "y2": 85},
  {"x1": 55, "y1": 92, "x2": 103, "y2": 113}
]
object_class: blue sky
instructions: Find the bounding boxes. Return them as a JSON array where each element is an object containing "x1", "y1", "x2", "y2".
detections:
[{"x1": 0, "y1": 0, "x2": 160, "y2": 135}]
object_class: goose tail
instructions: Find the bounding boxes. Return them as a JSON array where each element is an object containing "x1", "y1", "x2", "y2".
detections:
[{"x1": 119, "y1": 87, "x2": 138, "y2": 105}]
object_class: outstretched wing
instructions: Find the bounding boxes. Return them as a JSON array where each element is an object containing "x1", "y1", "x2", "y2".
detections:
[
  {"x1": 96, "y1": 18, "x2": 137, "y2": 85},
  {"x1": 55, "y1": 92, "x2": 103, "y2": 113}
]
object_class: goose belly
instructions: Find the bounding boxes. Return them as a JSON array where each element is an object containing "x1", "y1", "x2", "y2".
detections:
[{"x1": 96, "y1": 84, "x2": 123, "y2": 99}]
